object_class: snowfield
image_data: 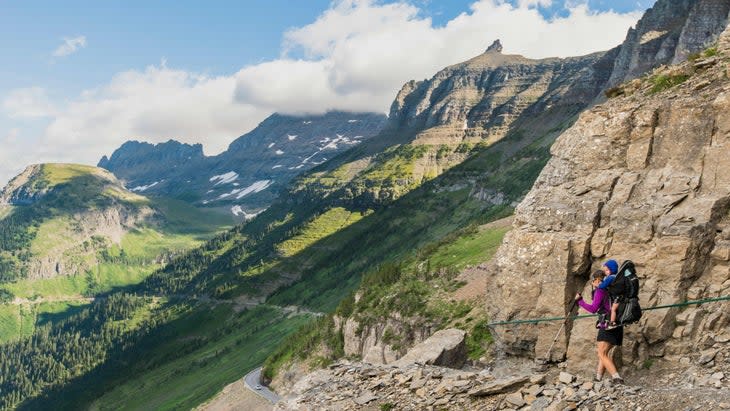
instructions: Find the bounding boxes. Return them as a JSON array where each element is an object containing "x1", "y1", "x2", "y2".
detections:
[
  {"x1": 210, "y1": 171, "x2": 239, "y2": 185},
  {"x1": 130, "y1": 181, "x2": 160, "y2": 192},
  {"x1": 215, "y1": 180, "x2": 273, "y2": 200}
]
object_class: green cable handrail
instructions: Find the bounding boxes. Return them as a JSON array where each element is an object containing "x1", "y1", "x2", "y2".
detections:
[{"x1": 485, "y1": 295, "x2": 730, "y2": 327}]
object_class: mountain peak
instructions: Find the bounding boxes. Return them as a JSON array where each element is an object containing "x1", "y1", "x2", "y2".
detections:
[{"x1": 485, "y1": 39, "x2": 503, "y2": 53}]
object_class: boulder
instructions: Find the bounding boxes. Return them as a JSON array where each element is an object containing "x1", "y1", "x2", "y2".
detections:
[
  {"x1": 393, "y1": 329, "x2": 467, "y2": 368},
  {"x1": 468, "y1": 376, "x2": 530, "y2": 397}
]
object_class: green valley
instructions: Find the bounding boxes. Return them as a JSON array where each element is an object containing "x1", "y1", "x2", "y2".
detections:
[{"x1": 0, "y1": 164, "x2": 234, "y2": 342}]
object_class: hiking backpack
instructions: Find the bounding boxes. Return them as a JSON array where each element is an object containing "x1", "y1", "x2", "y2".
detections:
[{"x1": 606, "y1": 260, "x2": 642, "y2": 325}]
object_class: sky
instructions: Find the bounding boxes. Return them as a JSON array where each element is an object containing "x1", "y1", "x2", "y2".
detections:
[{"x1": 0, "y1": 0, "x2": 655, "y2": 187}]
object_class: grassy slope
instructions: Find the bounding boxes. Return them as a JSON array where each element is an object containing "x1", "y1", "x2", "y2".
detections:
[
  {"x1": 263, "y1": 223, "x2": 510, "y2": 379},
  {"x1": 19, "y1": 303, "x2": 311, "y2": 411},
  {"x1": 88, "y1": 306, "x2": 310, "y2": 411},
  {"x1": 0, "y1": 177, "x2": 234, "y2": 342}
]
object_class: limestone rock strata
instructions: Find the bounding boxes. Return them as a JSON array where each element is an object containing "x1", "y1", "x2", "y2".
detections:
[
  {"x1": 387, "y1": 48, "x2": 611, "y2": 145},
  {"x1": 608, "y1": 0, "x2": 730, "y2": 87},
  {"x1": 485, "y1": 25, "x2": 730, "y2": 371}
]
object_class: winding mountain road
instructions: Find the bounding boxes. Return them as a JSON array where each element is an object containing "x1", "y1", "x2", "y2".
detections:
[{"x1": 244, "y1": 367, "x2": 280, "y2": 404}]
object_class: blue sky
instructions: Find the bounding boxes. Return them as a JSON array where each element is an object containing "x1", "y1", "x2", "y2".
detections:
[
  {"x1": 0, "y1": 0, "x2": 654, "y2": 186},
  {"x1": 0, "y1": 0, "x2": 653, "y2": 96}
]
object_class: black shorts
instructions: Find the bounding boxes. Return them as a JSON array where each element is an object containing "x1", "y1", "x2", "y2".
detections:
[{"x1": 597, "y1": 326, "x2": 623, "y2": 346}]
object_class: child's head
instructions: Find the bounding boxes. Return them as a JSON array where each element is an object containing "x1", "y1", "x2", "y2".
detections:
[
  {"x1": 602, "y1": 259, "x2": 618, "y2": 276},
  {"x1": 591, "y1": 269, "x2": 606, "y2": 287}
]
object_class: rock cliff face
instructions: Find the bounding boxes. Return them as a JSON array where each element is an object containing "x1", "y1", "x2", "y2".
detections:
[
  {"x1": 386, "y1": 46, "x2": 611, "y2": 145},
  {"x1": 340, "y1": 314, "x2": 435, "y2": 366},
  {"x1": 99, "y1": 111, "x2": 387, "y2": 215},
  {"x1": 486, "y1": 25, "x2": 730, "y2": 373},
  {"x1": 0, "y1": 165, "x2": 52, "y2": 205},
  {"x1": 608, "y1": 0, "x2": 730, "y2": 87},
  {"x1": 98, "y1": 140, "x2": 205, "y2": 187}
]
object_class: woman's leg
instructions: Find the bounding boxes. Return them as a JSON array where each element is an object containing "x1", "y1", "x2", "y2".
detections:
[
  {"x1": 597, "y1": 341, "x2": 618, "y2": 375},
  {"x1": 596, "y1": 356, "x2": 605, "y2": 380}
]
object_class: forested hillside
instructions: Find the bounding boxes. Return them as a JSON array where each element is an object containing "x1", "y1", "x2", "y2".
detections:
[{"x1": 2, "y1": 1, "x2": 728, "y2": 409}]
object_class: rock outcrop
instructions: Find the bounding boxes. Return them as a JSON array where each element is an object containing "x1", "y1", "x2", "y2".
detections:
[
  {"x1": 607, "y1": 0, "x2": 730, "y2": 87},
  {"x1": 341, "y1": 314, "x2": 435, "y2": 366},
  {"x1": 485, "y1": 24, "x2": 730, "y2": 372},
  {"x1": 97, "y1": 140, "x2": 205, "y2": 186},
  {"x1": 392, "y1": 329, "x2": 467, "y2": 368},
  {"x1": 0, "y1": 164, "x2": 52, "y2": 205},
  {"x1": 386, "y1": 45, "x2": 611, "y2": 142}
]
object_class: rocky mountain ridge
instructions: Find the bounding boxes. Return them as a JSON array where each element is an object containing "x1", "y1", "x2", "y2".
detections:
[
  {"x1": 290, "y1": 0, "x2": 730, "y2": 216},
  {"x1": 608, "y1": 0, "x2": 730, "y2": 87},
  {"x1": 486, "y1": 19, "x2": 730, "y2": 374},
  {"x1": 99, "y1": 111, "x2": 387, "y2": 216},
  {"x1": 98, "y1": 140, "x2": 205, "y2": 187}
]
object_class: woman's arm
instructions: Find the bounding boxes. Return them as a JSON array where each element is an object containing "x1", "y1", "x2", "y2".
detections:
[{"x1": 577, "y1": 288, "x2": 606, "y2": 313}]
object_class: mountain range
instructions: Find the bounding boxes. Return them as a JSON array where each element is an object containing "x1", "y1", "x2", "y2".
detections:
[
  {"x1": 1, "y1": 0, "x2": 729, "y2": 410},
  {"x1": 98, "y1": 111, "x2": 387, "y2": 217}
]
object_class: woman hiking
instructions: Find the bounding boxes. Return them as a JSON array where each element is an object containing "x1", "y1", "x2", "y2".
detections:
[{"x1": 575, "y1": 269, "x2": 625, "y2": 384}]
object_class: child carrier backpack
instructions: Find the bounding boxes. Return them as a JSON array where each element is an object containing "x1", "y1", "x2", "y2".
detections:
[{"x1": 606, "y1": 260, "x2": 642, "y2": 325}]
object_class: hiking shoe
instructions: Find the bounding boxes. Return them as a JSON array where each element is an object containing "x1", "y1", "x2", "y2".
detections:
[
  {"x1": 605, "y1": 321, "x2": 619, "y2": 330},
  {"x1": 611, "y1": 377, "x2": 625, "y2": 385}
]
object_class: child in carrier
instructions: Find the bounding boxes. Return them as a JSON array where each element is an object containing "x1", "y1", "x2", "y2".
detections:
[{"x1": 598, "y1": 259, "x2": 621, "y2": 329}]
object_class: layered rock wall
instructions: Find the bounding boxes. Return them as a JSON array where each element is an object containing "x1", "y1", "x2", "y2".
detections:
[
  {"x1": 486, "y1": 26, "x2": 730, "y2": 373},
  {"x1": 608, "y1": 0, "x2": 730, "y2": 87}
]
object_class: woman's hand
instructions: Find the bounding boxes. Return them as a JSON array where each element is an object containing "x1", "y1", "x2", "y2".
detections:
[{"x1": 575, "y1": 292, "x2": 582, "y2": 301}]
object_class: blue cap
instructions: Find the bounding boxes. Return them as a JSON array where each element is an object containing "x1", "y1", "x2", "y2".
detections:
[{"x1": 603, "y1": 259, "x2": 619, "y2": 275}]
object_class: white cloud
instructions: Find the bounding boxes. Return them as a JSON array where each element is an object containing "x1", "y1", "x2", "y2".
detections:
[
  {"x1": 0, "y1": 128, "x2": 38, "y2": 188},
  {"x1": 518, "y1": 0, "x2": 553, "y2": 7},
  {"x1": 234, "y1": 0, "x2": 642, "y2": 114},
  {"x1": 40, "y1": 64, "x2": 269, "y2": 162},
  {"x1": 52, "y1": 35, "x2": 87, "y2": 57},
  {"x1": 1, "y1": 0, "x2": 644, "y2": 187},
  {"x1": 3, "y1": 87, "x2": 55, "y2": 118}
]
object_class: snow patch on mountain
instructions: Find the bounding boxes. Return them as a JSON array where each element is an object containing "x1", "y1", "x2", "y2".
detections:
[
  {"x1": 230, "y1": 205, "x2": 267, "y2": 220},
  {"x1": 210, "y1": 171, "x2": 238, "y2": 185},
  {"x1": 235, "y1": 180, "x2": 272, "y2": 198},
  {"x1": 130, "y1": 181, "x2": 160, "y2": 192}
]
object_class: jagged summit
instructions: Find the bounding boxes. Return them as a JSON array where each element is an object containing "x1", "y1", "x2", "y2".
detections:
[
  {"x1": 99, "y1": 111, "x2": 386, "y2": 213},
  {"x1": 485, "y1": 39, "x2": 503, "y2": 53}
]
